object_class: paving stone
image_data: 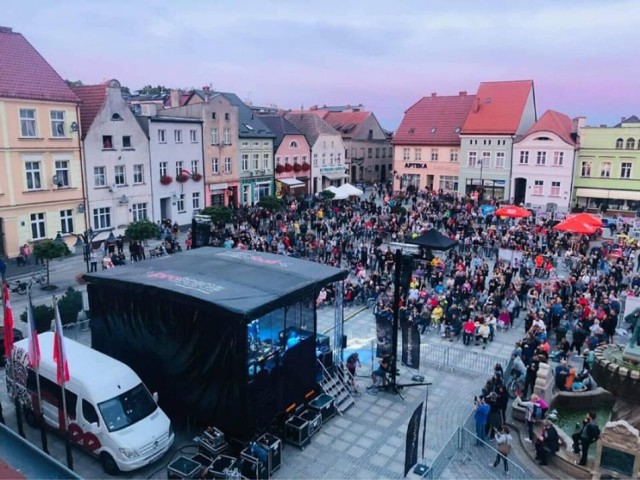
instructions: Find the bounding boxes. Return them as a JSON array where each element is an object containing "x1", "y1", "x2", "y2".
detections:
[
  {"x1": 364, "y1": 429, "x2": 383, "y2": 440},
  {"x1": 347, "y1": 444, "x2": 367, "y2": 458},
  {"x1": 342, "y1": 431, "x2": 359, "y2": 443},
  {"x1": 377, "y1": 444, "x2": 398, "y2": 457},
  {"x1": 387, "y1": 435, "x2": 404, "y2": 447},
  {"x1": 371, "y1": 455, "x2": 389, "y2": 467},
  {"x1": 330, "y1": 438, "x2": 350, "y2": 453},
  {"x1": 377, "y1": 417, "x2": 395, "y2": 428}
]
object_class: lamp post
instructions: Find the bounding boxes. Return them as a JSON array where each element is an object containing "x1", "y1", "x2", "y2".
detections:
[{"x1": 478, "y1": 159, "x2": 484, "y2": 202}]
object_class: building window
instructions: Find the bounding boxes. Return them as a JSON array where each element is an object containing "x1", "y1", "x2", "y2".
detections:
[
  {"x1": 190, "y1": 129, "x2": 198, "y2": 143},
  {"x1": 93, "y1": 207, "x2": 111, "y2": 230},
  {"x1": 439, "y1": 175, "x2": 459, "y2": 191},
  {"x1": 102, "y1": 135, "x2": 113, "y2": 149},
  {"x1": 212, "y1": 157, "x2": 219, "y2": 174},
  {"x1": 50, "y1": 111, "x2": 65, "y2": 137},
  {"x1": 450, "y1": 149, "x2": 459, "y2": 162},
  {"x1": 252, "y1": 153, "x2": 260, "y2": 170},
  {"x1": 550, "y1": 181, "x2": 561, "y2": 197},
  {"x1": 553, "y1": 151, "x2": 564, "y2": 166},
  {"x1": 414, "y1": 148, "x2": 422, "y2": 161},
  {"x1": 94, "y1": 166, "x2": 106, "y2": 187},
  {"x1": 621, "y1": 162, "x2": 632, "y2": 178},
  {"x1": 241, "y1": 154, "x2": 249, "y2": 171},
  {"x1": 175, "y1": 161, "x2": 183, "y2": 177},
  {"x1": 481, "y1": 151, "x2": 491, "y2": 168},
  {"x1": 192, "y1": 192, "x2": 201, "y2": 210},
  {"x1": 223, "y1": 128, "x2": 231, "y2": 145},
  {"x1": 191, "y1": 160, "x2": 199, "y2": 175},
  {"x1": 54, "y1": 160, "x2": 70, "y2": 187},
  {"x1": 20, "y1": 108, "x2": 37, "y2": 137},
  {"x1": 313, "y1": 153, "x2": 318, "y2": 167},
  {"x1": 290, "y1": 140, "x2": 298, "y2": 148},
  {"x1": 403, "y1": 148, "x2": 410, "y2": 160},
  {"x1": 158, "y1": 129, "x2": 166, "y2": 143},
  {"x1": 495, "y1": 152, "x2": 505, "y2": 169},
  {"x1": 25, "y1": 161, "x2": 42, "y2": 190},
  {"x1": 242, "y1": 185, "x2": 251, "y2": 205},
  {"x1": 263, "y1": 153, "x2": 270, "y2": 170},
  {"x1": 519, "y1": 151, "x2": 529, "y2": 164},
  {"x1": 467, "y1": 151, "x2": 477, "y2": 167},
  {"x1": 211, "y1": 112, "x2": 216, "y2": 120},
  {"x1": 30, "y1": 212, "x2": 46, "y2": 239},
  {"x1": 600, "y1": 161, "x2": 611, "y2": 178},
  {"x1": 159, "y1": 161, "x2": 167, "y2": 178},
  {"x1": 133, "y1": 164, "x2": 144, "y2": 184},
  {"x1": 581, "y1": 161, "x2": 591, "y2": 177},
  {"x1": 224, "y1": 157, "x2": 232, "y2": 173},
  {"x1": 131, "y1": 203, "x2": 148, "y2": 222},
  {"x1": 224, "y1": 112, "x2": 230, "y2": 121},
  {"x1": 59, "y1": 209, "x2": 73, "y2": 234},
  {"x1": 431, "y1": 149, "x2": 438, "y2": 161},
  {"x1": 627, "y1": 138, "x2": 636, "y2": 150},
  {"x1": 535, "y1": 151, "x2": 546, "y2": 165},
  {"x1": 122, "y1": 135, "x2": 132, "y2": 148},
  {"x1": 241, "y1": 141, "x2": 249, "y2": 148},
  {"x1": 322, "y1": 153, "x2": 326, "y2": 165},
  {"x1": 211, "y1": 128, "x2": 219, "y2": 144},
  {"x1": 367, "y1": 148, "x2": 373, "y2": 158},
  {"x1": 177, "y1": 194, "x2": 185, "y2": 213},
  {"x1": 174, "y1": 129, "x2": 182, "y2": 143},
  {"x1": 533, "y1": 180, "x2": 544, "y2": 196},
  {"x1": 114, "y1": 165, "x2": 126, "y2": 185},
  {"x1": 329, "y1": 153, "x2": 334, "y2": 165},
  {"x1": 615, "y1": 138, "x2": 623, "y2": 149},
  {"x1": 375, "y1": 148, "x2": 380, "y2": 158}
]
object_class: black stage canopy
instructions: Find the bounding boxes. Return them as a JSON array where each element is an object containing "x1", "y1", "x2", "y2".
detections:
[
  {"x1": 84, "y1": 248, "x2": 348, "y2": 321},
  {"x1": 406, "y1": 229, "x2": 459, "y2": 251}
]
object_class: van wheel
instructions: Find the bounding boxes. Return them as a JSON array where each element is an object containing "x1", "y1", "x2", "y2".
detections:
[
  {"x1": 23, "y1": 407, "x2": 37, "y2": 428},
  {"x1": 100, "y1": 453, "x2": 120, "y2": 475}
]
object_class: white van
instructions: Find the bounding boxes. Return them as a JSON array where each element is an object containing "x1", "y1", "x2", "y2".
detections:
[{"x1": 8, "y1": 332, "x2": 175, "y2": 474}]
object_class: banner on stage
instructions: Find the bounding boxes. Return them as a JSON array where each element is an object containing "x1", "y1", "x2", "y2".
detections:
[{"x1": 401, "y1": 318, "x2": 421, "y2": 370}]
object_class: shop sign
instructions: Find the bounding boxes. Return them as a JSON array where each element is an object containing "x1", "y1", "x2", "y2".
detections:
[
  {"x1": 319, "y1": 165, "x2": 344, "y2": 174},
  {"x1": 404, "y1": 163, "x2": 428, "y2": 169}
]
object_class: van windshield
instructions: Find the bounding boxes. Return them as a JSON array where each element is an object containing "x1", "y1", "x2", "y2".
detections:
[{"x1": 98, "y1": 383, "x2": 158, "y2": 432}]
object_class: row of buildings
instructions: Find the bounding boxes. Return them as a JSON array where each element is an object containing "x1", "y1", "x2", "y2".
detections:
[
  {"x1": 392, "y1": 81, "x2": 640, "y2": 216},
  {"x1": 1, "y1": 26, "x2": 638, "y2": 259},
  {"x1": 0, "y1": 27, "x2": 390, "y2": 257}
]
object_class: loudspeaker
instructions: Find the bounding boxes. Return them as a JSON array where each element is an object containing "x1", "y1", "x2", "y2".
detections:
[{"x1": 341, "y1": 335, "x2": 347, "y2": 349}]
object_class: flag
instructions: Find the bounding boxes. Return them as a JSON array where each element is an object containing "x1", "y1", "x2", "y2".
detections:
[
  {"x1": 53, "y1": 299, "x2": 69, "y2": 384},
  {"x1": 26, "y1": 289, "x2": 41, "y2": 368},
  {"x1": 181, "y1": 169, "x2": 192, "y2": 176},
  {"x1": 2, "y1": 283, "x2": 14, "y2": 362}
]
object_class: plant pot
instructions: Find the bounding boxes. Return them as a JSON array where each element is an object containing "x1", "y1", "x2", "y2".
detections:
[
  {"x1": 302, "y1": 162, "x2": 310, "y2": 171},
  {"x1": 293, "y1": 163, "x2": 302, "y2": 173},
  {"x1": 276, "y1": 165, "x2": 285, "y2": 174},
  {"x1": 160, "y1": 175, "x2": 173, "y2": 185},
  {"x1": 284, "y1": 164, "x2": 293, "y2": 173},
  {"x1": 176, "y1": 174, "x2": 189, "y2": 183},
  {"x1": 191, "y1": 173, "x2": 203, "y2": 182}
]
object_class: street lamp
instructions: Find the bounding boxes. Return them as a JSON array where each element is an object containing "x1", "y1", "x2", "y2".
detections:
[{"x1": 478, "y1": 159, "x2": 484, "y2": 201}]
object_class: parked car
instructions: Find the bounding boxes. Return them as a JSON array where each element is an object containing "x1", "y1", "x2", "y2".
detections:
[{"x1": 0, "y1": 327, "x2": 24, "y2": 366}]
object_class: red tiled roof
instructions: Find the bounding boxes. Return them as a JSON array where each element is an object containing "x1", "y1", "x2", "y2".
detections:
[
  {"x1": 0, "y1": 28, "x2": 79, "y2": 103},
  {"x1": 71, "y1": 84, "x2": 108, "y2": 139},
  {"x1": 461, "y1": 80, "x2": 533, "y2": 135},
  {"x1": 522, "y1": 109, "x2": 576, "y2": 146},
  {"x1": 392, "y1": 92, "x2": 476, "y2": 146},
  {"x1": 321, "y1": 111, "x2": 370, "y2": 138}
]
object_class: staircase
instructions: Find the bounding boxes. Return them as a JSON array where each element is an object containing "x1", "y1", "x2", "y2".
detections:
[{"x1": 317, "y1": 360, "x2": 356, "y2": 415}]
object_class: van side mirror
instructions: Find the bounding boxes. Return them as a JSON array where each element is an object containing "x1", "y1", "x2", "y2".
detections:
[{"x1": 153, "y1": 392, "x2": 159, "y2": 403}]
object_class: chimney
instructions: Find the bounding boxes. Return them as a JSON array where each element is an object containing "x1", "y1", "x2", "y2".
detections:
[
  {"x1": 202, "y1": 86, "x2": 210, "y2": 91},
  {"x1": 0, "y1": 26, "x2": 13, "y2": 33},
  {"x1": 310, "y1": 105, "x2": 318, "y2": 111},
  {"x1": 431, "y1": 92, "x2": 437, "y2": 97},
  {"x1": 621, "y1": 116, "x2": 627, "y2": 123},
  {"x1": 169, "y1": 89, "x2": 181, "y2": 108},
  {"x1": 572, "y1": 116, "x2": 586, "y2": 132},
  {"x1": 459, "y1": 91, "x2": 467, "y2": 96},
  {"x1": 140, "y1": 102, "x2": 158, "y2": 117}
]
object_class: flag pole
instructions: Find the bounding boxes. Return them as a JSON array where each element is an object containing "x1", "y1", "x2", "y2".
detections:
[
  {"x1": 4, "y1": 283, "x2": 25, "y2": 438},
  {"x1": 28, "y1": 286, "x2": 48, "y2": 454},
  {"x1": 54, "y1": 296, "x2": 73, "y2": 470}
]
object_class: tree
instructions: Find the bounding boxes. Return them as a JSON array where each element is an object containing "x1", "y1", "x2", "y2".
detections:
[
  {"x1": 200, "y1": 206, "x2": 233, "y2": 225},
  {"x1": 125, "y1": 220, "x2": 158, "y2": 241},
  {"x1": 57, "y1": 287, "x2": 83, "y2": 326},
  {"x1": 257, "y1": 195, "x2": 285, "y2": 211},
  {"x1": 20, "y1": 304, "x2": 54, "y2": 334},
  {"x1": 137, "y1": 85, "x2": 169, "y2": 95},
  {"x1": 33, "y1": 239, "x2": 71, "y2": 289},
  {"x1": 64, "y1": 79, "x2": 84, "y2": 87},
  {"x1": 120, "y1": 85, "x2": 131, "y2": 95}
]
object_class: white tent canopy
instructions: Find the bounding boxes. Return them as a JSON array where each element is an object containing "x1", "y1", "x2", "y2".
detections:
[
  {"x1": 335, "y1": 183, "x2": 363, "y2": 197},
  {"x1": 323, "y1": 186, "x2": 348, "y2": 200}
]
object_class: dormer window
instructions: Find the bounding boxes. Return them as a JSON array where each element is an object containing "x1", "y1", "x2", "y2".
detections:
[
  {"x1": 430, "y1": 128, "x2": 437, "y2": 133},
  {"x1": 290, "y1": 140, "x2": 298, "y2": 148},
  {"x1": 454, "y1": 127, "x2": 461, "y2": 133},
  {"x1": 111, "y1": 113, "x2": 123, "y2": 121},
  {"x1": 408, "y1": 128, "x2": 415, "y2": 134}
]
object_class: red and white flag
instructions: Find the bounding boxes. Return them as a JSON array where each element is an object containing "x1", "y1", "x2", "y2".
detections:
[
  {"x1": 26, "y1": 288, "x2": 41, "y2": 368},
  {"x1": 2, "y1": 283, "x2": 14, "y2": 362},
  {"x1": 53, "y1": 299, "x2": 69, "y2": 384}
]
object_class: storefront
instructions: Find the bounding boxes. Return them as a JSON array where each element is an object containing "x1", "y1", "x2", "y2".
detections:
[
  {"x1": 319, "y1": 165, "x2": 348, "y2": 191},
  {"x1": 465, "y1": 178, "x2": 506, "y2": 200},
  {"x1": 275, "y1": 177, "x2": 307, "y2": 198},
  {"x1": 575, "y1": 188, "x2": 640, "y2": 216},
  {"x1": 240, "y1": 177, "x2": 274, "y2": 206}
]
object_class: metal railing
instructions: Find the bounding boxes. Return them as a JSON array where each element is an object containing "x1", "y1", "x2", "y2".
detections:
[
  {"x1": 421, "y1": 343, "x2": 509, "y2": 376},
  {"x1": 422, "y1": 429, "x2": 460, "y2": 479},
  {"x1": 458, "y1": 428, "x2": 528, "y2": 480},
  {"x1": 61, "y1": 318, "x2": 91, "y2": 345}
]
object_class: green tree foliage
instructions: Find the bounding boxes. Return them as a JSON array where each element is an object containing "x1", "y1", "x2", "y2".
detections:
[
  {"x1": 33, "y1": 239, "x2": 71, "y2": 287},
  {"x1": 20, "y1": 304, "x2": 55, "y2": 334},
  {"x1": 137, "y1": 85, "x2": 169, "y2": 95},
  {"x1": 57, "y1": 287, "x2": 83, "y2": 326},
  {"x1": 125, "y1": 220, "x2": 158, "y2": 241},
  {"x1": 64, "y1": 79, "x2": 84, "y2": 87},
  {"x1": 257, "y1": 195, "x2": 285, "y2": 211},
  {"x1": 321, "y1": 190, "x2": 336, "y2": 200},
  {"x1": 200, "y1": 206, "x2": 233, "y2": 225}
]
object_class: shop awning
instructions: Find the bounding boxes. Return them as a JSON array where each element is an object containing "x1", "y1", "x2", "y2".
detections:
[
  {"x1": 210, "y1": 183, "x2": 229, "y2": 191},
  {"x1": 323, "y1": 172, "x2": 346, "y2": 180},
  {"x1": 575, "y1": 188, "x2": 640, "y2": 201},
  {"x1": 277, "y1": 178, "x2": 305, "y2": 188}
]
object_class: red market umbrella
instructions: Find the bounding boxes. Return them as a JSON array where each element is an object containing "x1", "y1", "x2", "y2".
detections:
[
  {"x1": 566, "y1": 212, "x2": 603, "y2": 227},
  {"x1": 553, "y1": 217, "x2": 599, "y2": 235},
  {"x1": 494, "y1": 205, "x2": 532, "y2": 218}
]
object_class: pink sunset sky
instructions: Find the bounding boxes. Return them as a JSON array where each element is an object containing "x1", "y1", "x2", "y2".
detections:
[{"x1": 3, "y1": 0, "x2": 638, "y2": 130}]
